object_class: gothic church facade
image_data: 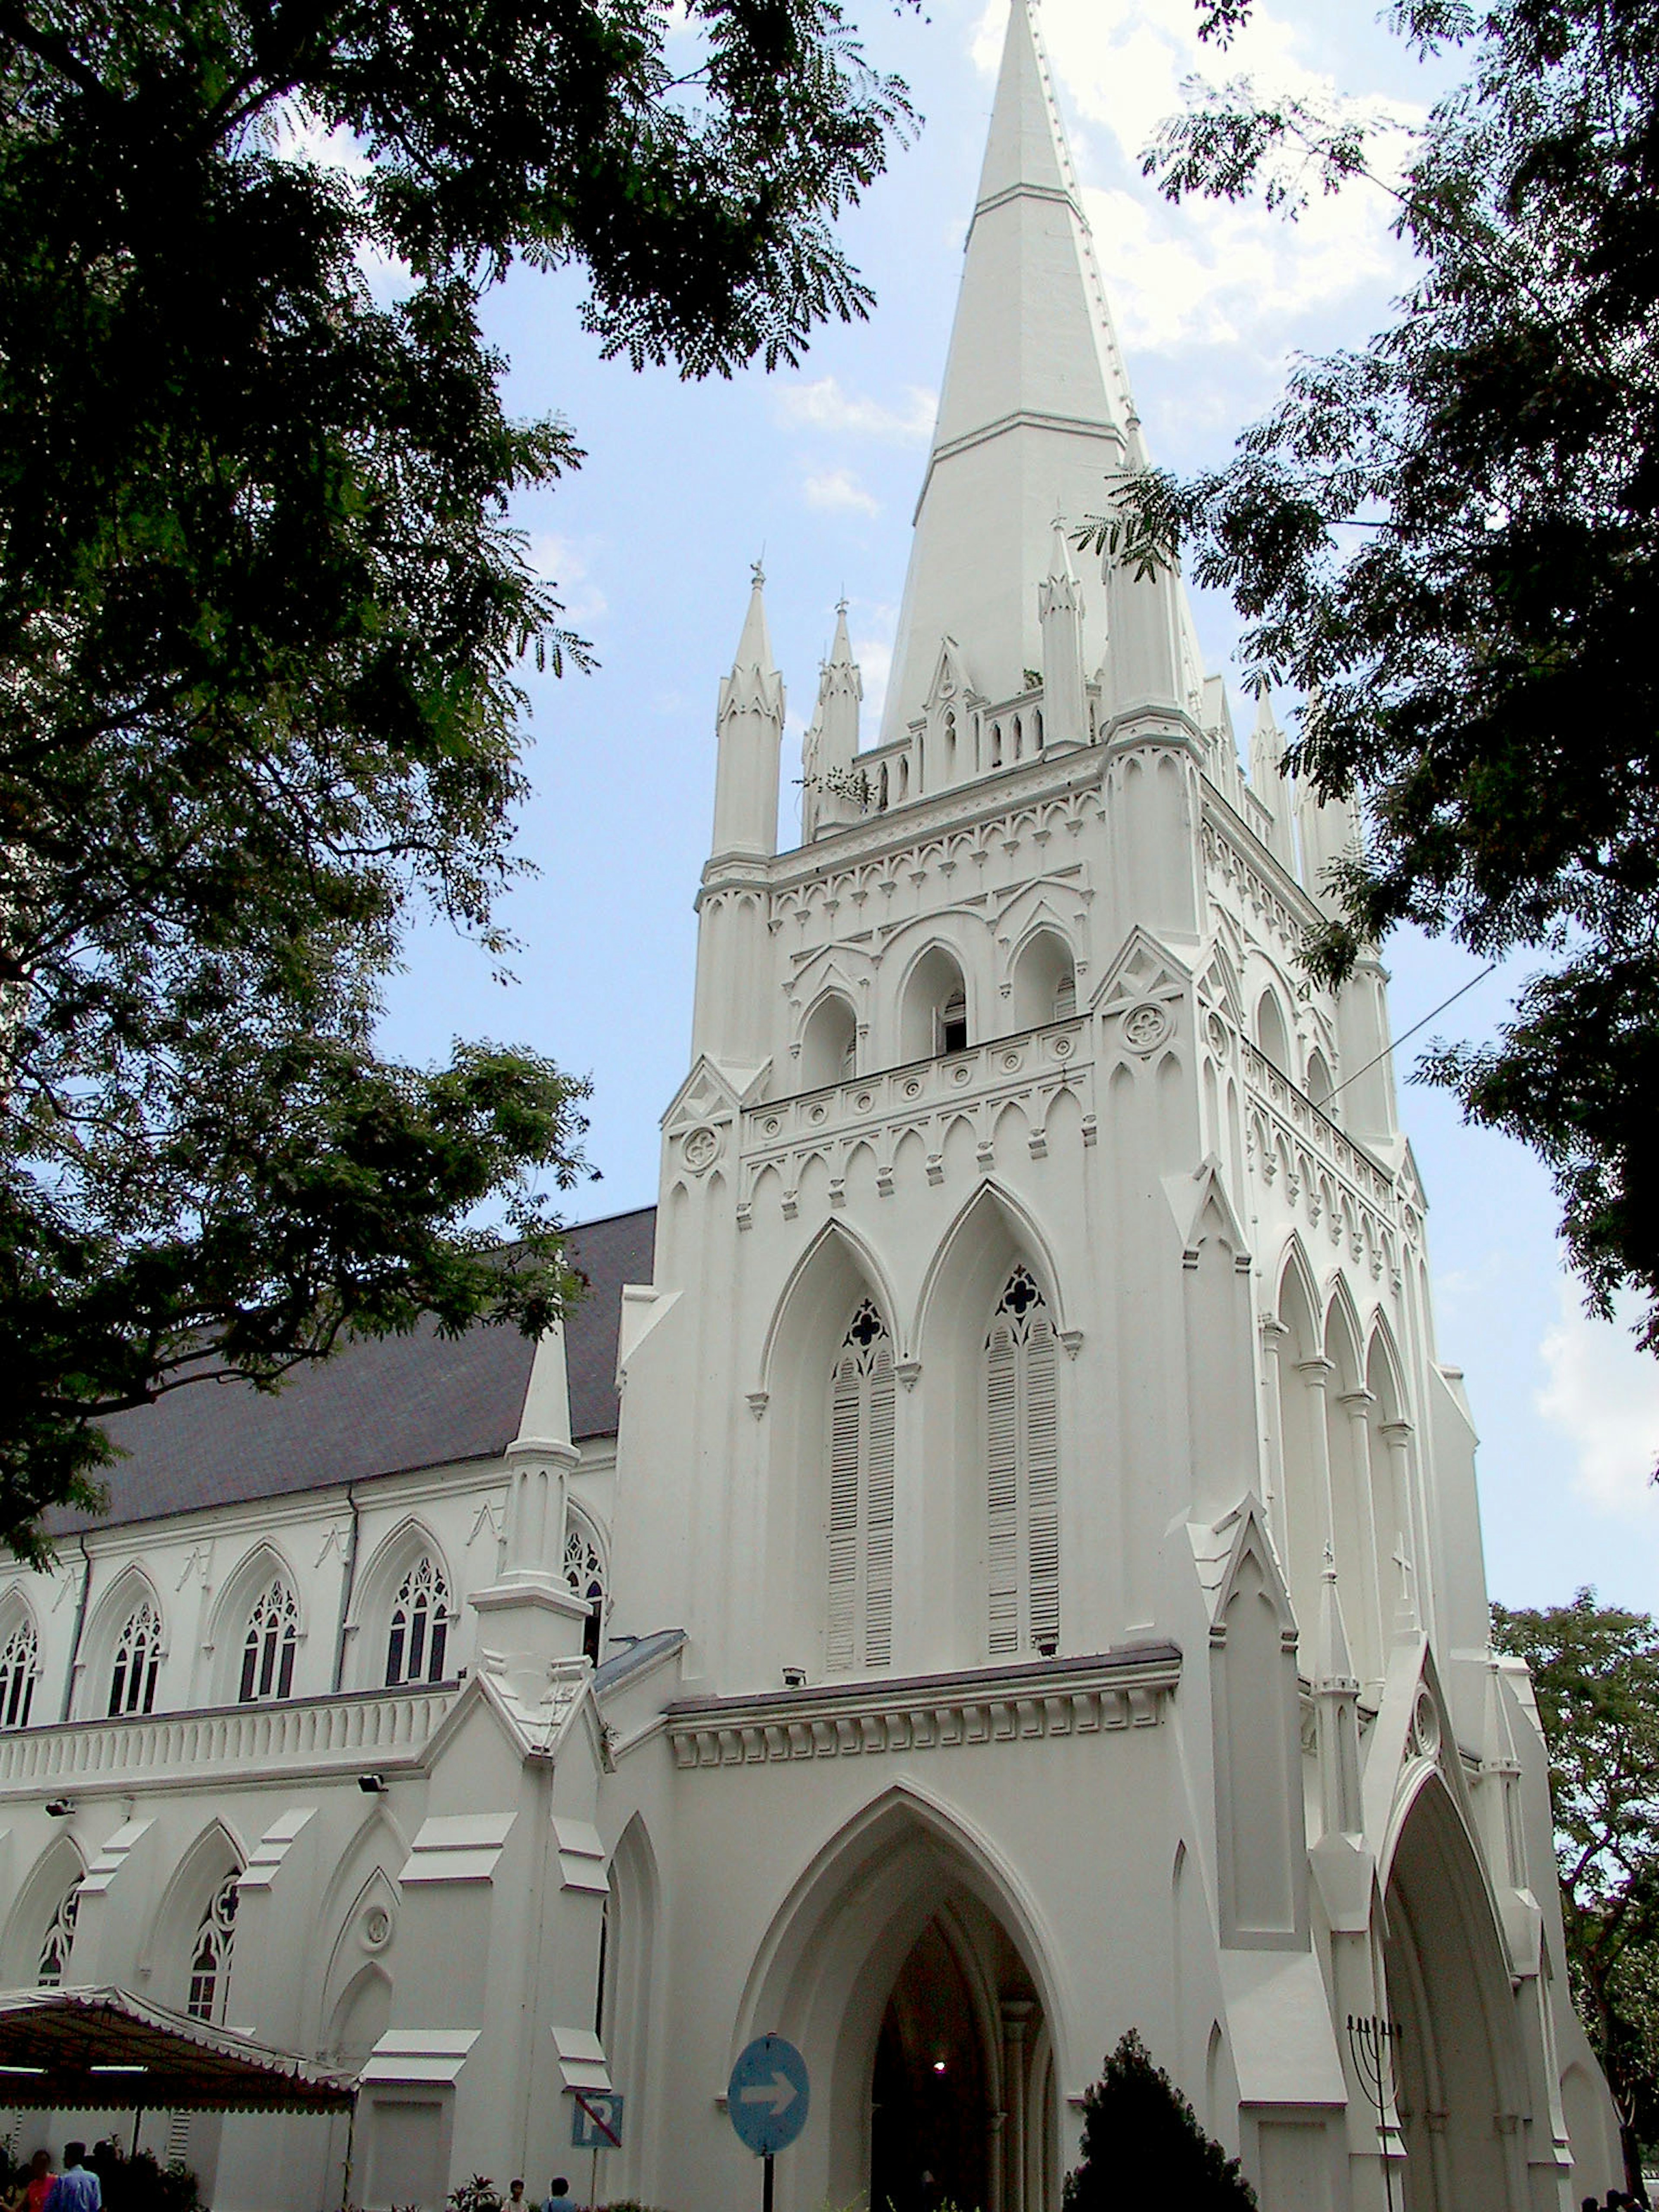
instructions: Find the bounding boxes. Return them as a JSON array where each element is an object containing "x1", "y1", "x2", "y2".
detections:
[{"x1": 0, "y1": 10, "x2": 1621, "y2": 2210}]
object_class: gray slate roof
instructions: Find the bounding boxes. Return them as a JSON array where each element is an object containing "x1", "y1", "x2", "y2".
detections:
[{"x1": 55, "y1": 1207, "x2": 657, "y2": 1536}]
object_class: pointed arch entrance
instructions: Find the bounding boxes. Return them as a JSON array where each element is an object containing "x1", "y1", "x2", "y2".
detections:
[
  {"x1": 738, "y1": 1787, "x2": 1059, "y2": 2212},
  {"x1": 1382, "y1": 1776, "x2": 1524, "y2": 2212}
]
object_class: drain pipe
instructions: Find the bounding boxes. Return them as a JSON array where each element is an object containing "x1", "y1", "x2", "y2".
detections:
[
  {"x1": 331, "y1": 1485, "x2": 362, "y2": 1693},
  {"x1": 60, "y1": 1535, "x2": 92, "y2": 1723}
]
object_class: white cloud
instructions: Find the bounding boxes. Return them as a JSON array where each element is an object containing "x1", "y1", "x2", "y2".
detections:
[
  {"x1": 526, "y1": 534, "x2": 607, "y2": 626},
  {"x1": 775, "y1": 377, "x2": 936, "y2": 445},
  {"x1": 971, "y1": 0, "x2": 1424, "y2": 363},
  {"x1": 1537, "y1": 1286, "x2": 1659, "y2": 1520},
  {"x1": 802, "y1": 469, "x2": 880, "y2": 518}
]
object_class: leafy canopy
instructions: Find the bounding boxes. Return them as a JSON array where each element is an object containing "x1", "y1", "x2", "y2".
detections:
[
  {"x1": 1492, "y1": 1592, "x2": 1659, "y2": 2163},
  {"x1": 1084, "y1": 0, "x2": 1659, "y2": 1361},
  {"x1": 0, "y1": 0, "x2": 915, "y2": 1560}
]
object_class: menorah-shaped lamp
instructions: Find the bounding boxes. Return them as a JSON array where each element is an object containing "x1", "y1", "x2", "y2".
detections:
[{"x1": 1346, "y1": 2013, "x2": 1403, "y2": 2212}]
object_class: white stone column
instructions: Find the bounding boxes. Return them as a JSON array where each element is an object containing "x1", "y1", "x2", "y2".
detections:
[
  {"x1": 1001, "y1": 2000, "x2": 1034, "y2": 2212},
  {"x1": 1338, "y1": 1387, "x2": 1382, "y2": 1682}
]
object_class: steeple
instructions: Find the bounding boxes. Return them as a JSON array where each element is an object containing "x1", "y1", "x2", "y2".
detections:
[
  {"x1": 711, "y1": 563, "x2": 785, "y2": 864},
  {"x1": 693, "y1": 566, "x2": 786, "y2": 1070},
  {"x1": 880, "y1": 1, "x2": 1138, "y2": 742},
  {"x1": 801, "y1": 601, "x2": 863, "y2": 839},
  {"x1": 1249, "y1": 691, "x2": 1297, "y2": 871}
]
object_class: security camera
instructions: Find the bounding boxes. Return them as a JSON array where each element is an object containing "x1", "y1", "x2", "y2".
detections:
[
  {"x1": 357, "y1": 1774, "x2": 387, "y2": 1795},
  {"x1": 781, "y1": 1667, "x2": 807, "y2": 1689},
  {"x1": 45, "y1": 1799, "x2": 75, "y2": 1819}
]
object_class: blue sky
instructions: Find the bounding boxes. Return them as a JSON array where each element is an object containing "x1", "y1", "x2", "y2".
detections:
[{"x1": 378, "y1": 0, "x2": 1659, "y2": 1615}]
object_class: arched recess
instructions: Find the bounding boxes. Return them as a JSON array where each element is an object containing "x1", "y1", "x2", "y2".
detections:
[
  {"x1": 735, "y1": 1783, "x2": 1065, "y2": 2212},
  {"x1": 915, "y1": 1184, "x2": 1068, "y2": 1670},
  {"x1": 0, "y1": 1834, "x2": 85, "y2": 1985},
  {"x1": 602, "y1": 1816, "x2": 661, "y2": 2202},
  {"x1": 1366, "y1": 1322, "x2": 1418, "y2": 1639},
  {"x1": 1209, "y1": 1513, "x2": 1304, "y2": 1948},
  {"x1": 1271, "y1": 1239, "x2": 1328, "y2": 1653},
  {"x1": 799, "y1": 991, "x2": 858, "y2": 1091},
  {"x1": 0, "y1": 1590, "x2": 41, "y2": 1732},
  {"x1": 326, "y1": 1961, "x2": 392, "y2": 2074},
  {"x1": 149, "y1": 1819, "x2": 245, "y2": 2021},
  {"x1": 897, "y1": 943, "x2": 969, "y2": 1064},
  {"x1": 1323, "y1": 1281, "x2": 1381, "y2": 1684},
  {"x1": 1381, "y1": 1774, "x2": 1526, "y2": 2212},
  {"x1": 757, "y1": 1223, "x2": 900, "y2": 1680},
  {"x1": 1306, "y1": 1046, "x2": 1335, "y2": 1113},
  {"x1": 1255, "y1": 989, "x2": 1292, "y2": 1072},
  {"x1": 1007, "y1": 928, "x2": 1076, "y2": 1033},
  {"x1": 208, "y1": 1542, "x2": 303, "y2": 1706},
  {"x1": 79, "y1": 1565, "x2": 166, "y2": 1720},
  {"x1": 349, "y1": 1519, "x2": 455, "y2": 1691}
]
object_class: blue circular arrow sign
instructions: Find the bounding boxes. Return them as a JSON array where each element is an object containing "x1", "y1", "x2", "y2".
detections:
[{"x1": 728, "y1": 2033, "x2": 810, "y2": 2157}]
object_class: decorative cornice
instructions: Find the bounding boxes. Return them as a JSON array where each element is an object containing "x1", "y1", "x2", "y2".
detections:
[{"x1": 665, "y1": 1643, "x2": 1180, "y2": 1770}]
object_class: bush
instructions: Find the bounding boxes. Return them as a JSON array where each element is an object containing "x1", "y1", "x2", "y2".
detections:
[{"x1": 1063, "y1": 2031, "x2": 1256, "y2": 2212}]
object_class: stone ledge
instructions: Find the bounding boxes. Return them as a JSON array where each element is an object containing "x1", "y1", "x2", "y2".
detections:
[{"x1": 665, "y1": 1643, "x2": 1180, "y2": 1769}]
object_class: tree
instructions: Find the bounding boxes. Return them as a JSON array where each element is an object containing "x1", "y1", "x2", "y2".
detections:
[
  {"x1": 1063, "y1": 2029, "x2": 1256, "y2": 2212},
  {"x1": 1084, "y1": 0, "x2": 1659, "y2": 1370},
  {"x1": 0, "y1": 0, "x2": 915, "y2": 1560},
  {"x1": 1492, "y1": 1591, "x2": 1659, "y2": 2186}
]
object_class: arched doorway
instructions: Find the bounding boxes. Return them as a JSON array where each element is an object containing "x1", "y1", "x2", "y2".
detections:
[
  {"x1": 737, "y1": 1789, "x2": 1058, "y2": 2212},
  {"x1": 1382, "y1": 1777, "x2": 1523, "y2": 2212},
  {"x1": 871, "y1": 1921, "x2": 988, "y2": 2212}
]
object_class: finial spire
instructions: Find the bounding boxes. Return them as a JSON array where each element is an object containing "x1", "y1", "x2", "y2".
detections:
[{"x1": 879, "y1": 0, "x2": 1140, "y2": 743}]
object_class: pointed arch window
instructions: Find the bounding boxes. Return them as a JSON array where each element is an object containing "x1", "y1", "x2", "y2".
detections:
[
  {"x1": 826, "y1": 1299, "x2": 896, "y2": 1673},
  {"x1": 38, "y1": 1880, "x2": 81, "y2": 1987},
  {"x1": 0, "y1": 1617, "x2": 37, "y2": 1731},
  {"x1": 385, "y1": 1555, "x2": 450, "y2": 1687},
  {"x1": 238, "y1": 1578, "x2": 298, "y2": 1703},
  {"x1": 986, "y1": 1266, "x2": 1060, "y2": 1659},
  {"x1": 186, "y1": 1872, "x2": 240, "y2": 2024},
  {"x1": 109, "y1": 1598, "x2": 163, "y2": 1716},
  {"x1": 564, "y1": 1523, "x2": 606, "y2": 1668}
]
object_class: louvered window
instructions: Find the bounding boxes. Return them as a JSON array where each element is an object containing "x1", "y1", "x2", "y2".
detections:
[
  {"x1": 985, "y1": 1266, "x2": 1060, "y2": 1658},
  {"x1": 826, "y1": 1300, "x2": 896, "y2": 1672}
]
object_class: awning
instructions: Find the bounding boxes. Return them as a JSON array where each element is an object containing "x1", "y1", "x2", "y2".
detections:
[{"x1": 0, "y1": 1989, "x2": 355, "y2": 2112}]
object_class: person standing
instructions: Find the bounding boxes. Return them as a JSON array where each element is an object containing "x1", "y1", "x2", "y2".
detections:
[
  {"x1": 11, "y1": 2150, "x2": 53, "y2": 2212},
  {"x1": 543, "y1": 2177, "x2": 577, "y2": 2212},
  {"x1": 42, "y1": 2146, "x2": 99, "y2": 2212}
]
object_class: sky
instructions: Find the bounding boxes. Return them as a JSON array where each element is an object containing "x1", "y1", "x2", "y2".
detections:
[{"x1": 377, "y1": 0, "x2": 1659, "y2": 1616}]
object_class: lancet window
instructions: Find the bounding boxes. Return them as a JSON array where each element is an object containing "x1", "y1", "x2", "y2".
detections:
[
  {"x1": 564, "y1": 1524, "x2": 607, "y2": 1667},
  {"x1": 986, "y1": 1266, "x2": 1060, "y2": 1659},
  {"x1": 109, "y1": 1599, "x2": 162, "y2": 1716},
  {"x1": 37, "y1": 1881, "x2": 80, "y2": 1987},
  {"x1": 385, "y1": 1555, "x2": 449, "y2": 1687},
  {"x1": 0, "y1": 1617, "x2": 38, "y2": 1731},
  {"x1": 186, "y1": 1872, "x2": 240, "y2": 2024},
  {"x1": 238, "y1": 1578, "x2": 298, "y2": 1703},
  {"x1": 826, "y1": 1299, "x2": 896, "y2": 1673}
]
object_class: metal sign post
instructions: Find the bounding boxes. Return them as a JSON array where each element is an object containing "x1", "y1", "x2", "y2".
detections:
[
  {"x1": 728, "y1": 2033, "x2": 810, "y2": 2212},
  {"x1": 570, "y1": 2091, "x2": 624, "y2": 2212}
]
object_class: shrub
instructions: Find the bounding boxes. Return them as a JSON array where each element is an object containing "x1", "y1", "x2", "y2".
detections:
[{"x1": 1063, "y1": 2031, "x2": 1256, "y2": 2212}]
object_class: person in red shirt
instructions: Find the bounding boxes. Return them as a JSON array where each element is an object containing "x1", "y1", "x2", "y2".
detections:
[{"x1": 14, "y1": 2150, "x2": 54, "y2": 2212}]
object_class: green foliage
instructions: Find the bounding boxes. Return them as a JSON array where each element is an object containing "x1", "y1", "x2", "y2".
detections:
[
  {"x1": 1063, "y1": 2029, "x2": 1256, "y2": 2212},
  {"x1": 0, "y1": 0, "x2": 916, "y2": 1559},
  {"x1": 445, "y1": 2180, "x2": 501, "y2": 2212},
  {"x1": 1492, "y1": 1592, "x2": 1659, "y2": 2163},
  {"x1": 1087, "y1": 0, "x2": 1659, "y2": 1370},
  {"x1": 83, "y1": 2145, "x2": 200, "y2": 2212}
]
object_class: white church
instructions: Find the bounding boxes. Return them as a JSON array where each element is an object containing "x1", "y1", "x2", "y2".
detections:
[{"x1": 0, "y1": 8, "x2": 1623, "y2": 2209}]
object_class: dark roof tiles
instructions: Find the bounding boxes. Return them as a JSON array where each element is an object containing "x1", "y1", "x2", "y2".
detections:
[{"x1": 54, "y1": 1207, "x2": 657, "y2": 1536}]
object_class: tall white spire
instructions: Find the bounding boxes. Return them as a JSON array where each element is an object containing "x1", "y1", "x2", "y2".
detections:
[
  {"x1": 880, "y1": 1, "x2": 1139, "y2": 743},
  {"x1": 710, "y1": 562, "x2": 784, "y2": 863},
  {"x1": 802, "y1": 601, "x2": 863, "y2": 839}
]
